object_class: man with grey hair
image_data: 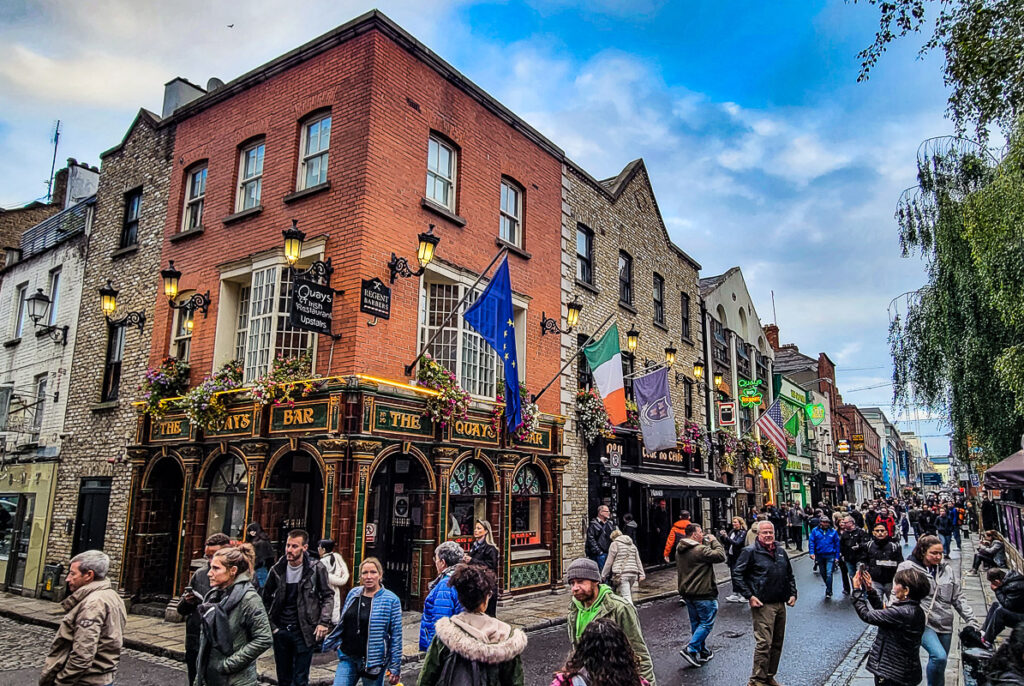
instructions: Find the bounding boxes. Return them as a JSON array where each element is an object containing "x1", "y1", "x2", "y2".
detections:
[
  {"x1": 419, "y1": 541, "x2": 466, "y2": 650},
  {"x1": 40, "y1": 550, "x2": 127, "y2": 686}
]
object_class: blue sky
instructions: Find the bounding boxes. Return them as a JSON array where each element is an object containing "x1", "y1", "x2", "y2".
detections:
[{"x1": 0, "y1": 1, "x2": 955, "y2": 455}]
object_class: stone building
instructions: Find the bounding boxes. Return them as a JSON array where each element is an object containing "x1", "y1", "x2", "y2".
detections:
[
  {"x1": 698, "y1": 267, "x2": 775, "y2": 516},
  {"x1": 0, "y1": 194, "x2": 92, "y2": 596},
  {"x1": 45, "y1": 109, "x2": 176, "y2": 589},
  {"x1": 559, "y1": 158, "x2": 725, "y2": 567}
]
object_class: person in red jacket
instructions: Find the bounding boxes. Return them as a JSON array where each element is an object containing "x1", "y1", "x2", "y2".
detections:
[
  {"x1": 663, "y1": 511, "x2": 692, "y2": 562},
  {"x1": 876, "y1": 507, "x2": 897, "y2": 538}
]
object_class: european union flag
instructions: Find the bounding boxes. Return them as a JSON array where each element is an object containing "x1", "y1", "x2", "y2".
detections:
[{"x1": 463, "y1": 257, "x2": 521, "y2": 433}]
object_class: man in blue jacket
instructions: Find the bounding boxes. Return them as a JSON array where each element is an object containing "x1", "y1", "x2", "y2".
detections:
[
  {"x1": 808, "y1": 517, "x2": 841, "y2": 599},
  {"x1": 419, "y1": 541, "x2": 465, "y2": 650}
]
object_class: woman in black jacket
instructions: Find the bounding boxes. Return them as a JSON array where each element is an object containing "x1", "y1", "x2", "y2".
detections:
[
  {"x1": 463, "y1": 519, "x2": 499, "y2": 616},
  {"x1": 852, "y1": 567, "x2": 930, "y2": 686}
]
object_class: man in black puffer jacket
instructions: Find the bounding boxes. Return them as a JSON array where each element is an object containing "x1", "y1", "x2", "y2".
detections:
[
  {"x1": 983, "y1": 569, "x2": 1024, "y2": 644},
  {"x1": 852, "y1": 567, "x2": 930, "y2": 686},
  {"x1": 865, "y1": 523, "x2": 904, "y2": 600},
  {"x1": 732, "y1": 522, "x2": 797, "y2": 686},
  {"x1": 839, "y1": 516, "x2": 871, "y2": 596}
]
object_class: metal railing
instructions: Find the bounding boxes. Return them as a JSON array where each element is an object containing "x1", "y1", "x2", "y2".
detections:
[{"x1": 18, "y1": 197, "x2": 92, "y2": 260}]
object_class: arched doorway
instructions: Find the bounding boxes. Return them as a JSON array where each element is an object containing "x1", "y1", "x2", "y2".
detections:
[
  {"x1": 447, "y1": 459, "x2": 494, "y2": 548},
  {"x1": 366, "y1": 453, "x2": 430, "y2": 609},
  {"x1": 205, "y1": 455, "x2": 248, "y2": 541},
  {"x1": 264, "y1": 451, "x2": 324, "y2": 554},
  {"x1": 137, "y1": 457, "x2": 185, "y2": 600}
]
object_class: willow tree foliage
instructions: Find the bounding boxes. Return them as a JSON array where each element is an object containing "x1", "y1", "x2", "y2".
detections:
[
  {"x1": 890, "y1": 137, "x2": 1024, "y2": 462},
  {"x1": 857, "y1": 0, "x2": 1024, "y2": 138}
]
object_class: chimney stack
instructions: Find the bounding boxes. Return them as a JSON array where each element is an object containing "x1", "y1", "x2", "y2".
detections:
[
  {"x1": 764, "y1": 323, "x2": 780, "y2": 351},
  {"x1": 162, "y1": 77, "x2": 206, "y2": 118}
]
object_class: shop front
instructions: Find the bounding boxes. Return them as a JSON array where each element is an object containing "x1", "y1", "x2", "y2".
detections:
[
  {"x1": 782, "y1": 456, "x2": 811, "y2": 507},
  {"x1": 0, "y1": 460, "x2": 57, "y2": 597},
  {"x1": 123, "y1": 377, "x2": 564, "y2": 611}
]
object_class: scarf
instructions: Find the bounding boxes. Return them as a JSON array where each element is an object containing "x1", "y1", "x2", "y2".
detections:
[
  {"x1": 198, "y1": 579, "x2": 250, "y2": 655},
  {"x1": 572, "y1": 584, "x2": 611, "y2": 640}
]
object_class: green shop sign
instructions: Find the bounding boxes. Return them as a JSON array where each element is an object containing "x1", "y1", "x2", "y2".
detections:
[
  {"x1": 449, "y1": 417, "x2": 500, "y2": 446},
  {"x1": 370, "y1": 402, "x2": 434, "y2": 438},
  {"x1": 149, "y1": 415, "x2": 191, "y2": 442},
  {"x1": 805, "y1": 403, "x2": 826, "y2": 426},
  {"x1": 269, "y1": 401, "x2": 330, "y2": 433},
  {"x1": 205, "y1": 408, "x2": 255, "y2": 437},
  {"x1": 514, "y1": 426, "x2": 552, "y2": 452},
  {"x1": 738, "y1": 379, "x2": 764, "y2": 408}
]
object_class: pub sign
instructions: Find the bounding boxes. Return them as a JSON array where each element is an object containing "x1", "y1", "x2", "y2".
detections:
[{"x1": 289, "y1": 278, "x2": 334, "y2": 336}]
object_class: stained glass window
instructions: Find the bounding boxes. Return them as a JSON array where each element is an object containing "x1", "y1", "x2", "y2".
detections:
[
  {"x1": 450, "y1": 461, "x2": 487, "y2": 496},
  {"x1": 512, "y1": 466, "x2": 541, "y2": 496}
]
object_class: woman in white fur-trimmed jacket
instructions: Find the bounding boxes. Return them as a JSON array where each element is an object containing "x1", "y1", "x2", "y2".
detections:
[{"x1": 417, "y1": 564, "x2": 526, "y2": 686}]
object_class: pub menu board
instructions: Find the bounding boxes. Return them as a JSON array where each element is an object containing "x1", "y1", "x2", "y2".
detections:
[{"x1": 289, "y1": 278, "x2": 334, "y2": 336}]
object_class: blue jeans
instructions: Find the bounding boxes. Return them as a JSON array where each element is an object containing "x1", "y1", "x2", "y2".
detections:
[
  {"x1": 817, "y1": 555, "x2": 836, "y2": 595},
  {"x1": 273, "y1": 627, "x2": 314, "y2": 686},
  {"x1": 334, "y1": 652, "x2": 387, "y2": 686},
  {"x1": 685, "y1": 599, "x2": 719, "y2": 654},
  {"x1": 939, "y1": 534, "x2": 951, "y2": 556},
  {"x1": 594, "y1": 553, "x2": 607, "y2": 571},
  {"x1": 921, "y1": 627, "x2": 952, "y2": 686}
]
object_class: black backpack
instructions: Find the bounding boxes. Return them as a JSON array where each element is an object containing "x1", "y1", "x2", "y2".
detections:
[
  {"x1": 997, "y1": 571, "x2": 1024, "y2": 614},
  {"x1": 437, "y1": 650, "x2": 482, "y2": 686}
]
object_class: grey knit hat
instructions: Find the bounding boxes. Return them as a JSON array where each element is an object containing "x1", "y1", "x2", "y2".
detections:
[{"x1": 566, "y1": 557, "x2": 601, "y2": 583}]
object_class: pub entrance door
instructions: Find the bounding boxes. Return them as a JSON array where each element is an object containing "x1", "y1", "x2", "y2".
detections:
[{"x1": 264, "y1": 452, "x2": 324, "y2": 554}]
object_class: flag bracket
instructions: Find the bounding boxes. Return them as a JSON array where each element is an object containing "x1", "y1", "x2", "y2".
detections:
[{"x1": 531, "y1": 312, "x2": 615, "y2": 404}]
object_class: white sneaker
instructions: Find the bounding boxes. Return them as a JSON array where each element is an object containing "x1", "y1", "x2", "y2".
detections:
[{"x1": 725, "y1": 594, "x2": 745, "y2": 603}]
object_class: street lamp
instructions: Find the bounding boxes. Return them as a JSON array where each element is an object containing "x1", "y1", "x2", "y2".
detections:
[
  {"x1": 389, "y1": 224, "x2": 441, "y2": 283},
  {"x1": 98, "y1": 280, "x2": 145, "y2": 332},
  {"x1": 626, "y1": 324, "x2": 639, "y2": 354},
  {"x1": 161, "y1": 261, "x2": 211, "y2": 319},
  {"x1": 540, "y1": 295, "x2": 584, "y2": 336},
  {"x1": 281, "y1": 219, "x2": 336, "y2": 285},
  {"x1": 25, "y1": 288, "x2": 68, "y2": 345},
  {"x1": 664, "y1": 343, "x2": 677, "y2": 367}
]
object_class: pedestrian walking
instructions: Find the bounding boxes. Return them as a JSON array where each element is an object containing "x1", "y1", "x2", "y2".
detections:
[
  {"x1": 981, "y1": 568, "x2": 1024, "y2": 644},
  {"x1": 865, "y1": 523, "x2": 904, "y2": 602},
  {"x1": 564, "y1": 557, "x2": 656, "y2": 685},
  {"x1": 318, "y1": 539, "x2": 350, "y2": 625},
  {"x1": 849, "y1": 505, "x2": 865, "y2": 530},
  {"x1": 649, "y1": 500, "x2": 670, "y2": 562},
  {"x1": 622, "y1": 512, "x2": 639, "y2": 543},
  {"x1": 851, "y1": 567, "x2": 930, "y2": 686},
  {"x1": 732, "y1": 521, "x2": 798, "y2": 686},
  {"x1": 662, "y1": 510, "x2": 692, "y2": 562},
  {"x1": 897, "y1": 535, "x2": 979, "y2": 686},
  {"x1": 786, "y1": 505, "x2": 805, "y2": 552},
  {"x1": 177, "y1": 532, "x2": 232, "y2": 685},
  {"x1": 419, "y1": 541, "x2": 465, "y2": 651},
  {"x1": 586, "y1": 506, "x2": 615, "y2": 569},
  {"x1": 194, "y1": 544, "x2": 274, "y2": 686},
  {"x1": 909, "y1": 506, "x2": 923, "y2": 540},
  {"x1": 839, "y1": 516, "x2": 871, "y2": 596},
  {"x1": 809, "y1": 517, "x2": 841, "y2": 598},
  {"x1": 920, "y1": 506, "x2": 937, "y2": 537},
  {"x1": 551, "y1": 618, "x2": 650, "y2": 686},
  {"x1": 246, "y1": 522, "x2": 276, "y2": 590},
  {"x1": 417, "y1": 563, "x2": 526, "y2": 686},
  {"x1": 875, "y1": 508, "x2": 896, "y2": 538},
  {"x1": 898, "y1": 510, "x2": 911, "y2": 544},
  {"x1": 724, "y1": 516, "x2": 750, "y2": 604},
  {"x1": 969, "y1": 530, "x2": 1007, "y2": 574},
  {"x1": 261, "y1": 529, "x2": 334, "y2": 686},
  {"x1": 947, "y1": 504, "x2": 963, "y2": 551},
  {"x1": 464, "y1": 519, "x2": 500, "y2": 616},
  {"x1": 675, "y1": 523, "x2": 726, "y2": 667},
  {"x1": 935, "y1": 507, "x2": 954, "y2": 559},
  {"x1": 324, "y1": 557, "x2": 403, "y2": 686},
  {"x1": 983, "y1": 624, "x2": 1024, "y2": 684},
  {"x1": 745, "y1": 514, "x2": 767, "y2": 547},
  {"x1": 601, "y1": 529, "x2": 646, "y2": 605},
  {"x1": 40, "y1": 550, "x2": 128, "y2": 686}
]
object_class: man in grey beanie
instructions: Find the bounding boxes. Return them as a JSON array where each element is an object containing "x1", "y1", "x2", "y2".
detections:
[{"x1": 564, "y1": 557, "x2": 657, "y2": 685}]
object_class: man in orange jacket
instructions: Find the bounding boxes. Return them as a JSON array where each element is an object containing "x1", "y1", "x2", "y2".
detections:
[{"x1": 664, "y1": 510, "x2": 692, "y2": 562}]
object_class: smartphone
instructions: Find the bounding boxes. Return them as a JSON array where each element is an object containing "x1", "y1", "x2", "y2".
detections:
[{"x1": 857, "y1": 562, "x2": 868, "y2": 575}]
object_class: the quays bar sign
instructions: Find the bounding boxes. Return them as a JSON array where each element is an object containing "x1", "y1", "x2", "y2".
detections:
[
  {"x1": 269, "y1": 400, "x2": 330, "y2": 434},
  {"x1": 449, "y1": 415, "x2": 500, "y2": 447},
  {"x1": 367, "y1": 402, "x2": 434, "y2": 439},
  {"x1": 149, "y1": 414, "x2": 192, "y2": 443},
  {"x1": 514, "y1": 425, "x2": 552, "y2": 452},
  {"x1": 205, "y1": 408, "x2": 256, "y2": 438}
]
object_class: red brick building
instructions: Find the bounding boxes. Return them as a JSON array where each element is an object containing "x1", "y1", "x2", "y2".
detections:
[{"x1": 124, "y1": 12, "x2": 568, "y2": 608}]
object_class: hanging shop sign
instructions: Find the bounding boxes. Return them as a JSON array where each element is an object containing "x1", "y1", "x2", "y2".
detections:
[
  {"x1": 606, "y1": 442, "x2": 622, "y2": 476},
  {"x1": 805, "y1": 403, "x2": 826, "y2": 426},
  {"x1": 360, "y1": 277, "x2": 391, "y2": 320},
  {"x1": 289, "y1": 277, "x2": 334, "y2": 336},
  {"x1": 837, "y1": 439, "x2": 851, "y2": 455},
  {"x1": 514, "y1": 425, "x2": 553, "y2": 452},
  {"x1": 365, "y1": 522, "x2": 377, "y2": 544},
  {"x1": 717, "y1": 401, "x2": 736, "y2": 426},
  {"x1": 852, "y1": 433, "x2": 865, "y2": 451},
  {"x1": 738, "y1": 379, "x2": 764, "y2": 408}
]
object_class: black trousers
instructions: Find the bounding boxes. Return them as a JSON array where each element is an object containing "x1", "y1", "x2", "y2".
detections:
[
  {"x1": 273, "y1": 626, "x2": 315, "y2": 686},
  {"x1": 788, "y1": 525, "x2": 803, "y2": 550}
]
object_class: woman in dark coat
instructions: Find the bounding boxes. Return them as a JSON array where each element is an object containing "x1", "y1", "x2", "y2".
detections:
[
  {"x1": 463, "y1": 520, "x2": 499, "y2": 616},
  {"x1": 852, "y1": 566, "x2": 930, "y2": 686},
  {"x1": 244, "y1": 522, "x2": 275, "y2": 589}
]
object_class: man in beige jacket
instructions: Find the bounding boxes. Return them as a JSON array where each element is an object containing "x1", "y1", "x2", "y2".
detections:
[{"x1": 40, "y1": 550, "x2": 127, "y2": 686}]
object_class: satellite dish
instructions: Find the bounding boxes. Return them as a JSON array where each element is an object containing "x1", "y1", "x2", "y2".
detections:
[{"x1": 206, "y1": 77, "x2": 225, "y2": 92}]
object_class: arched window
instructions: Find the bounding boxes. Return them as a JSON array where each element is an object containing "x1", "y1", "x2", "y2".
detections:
[
  {"x1": 206, "y1": 457, "x2": 248, "y2": 540},
  {"x1": 448, "y1": 460, "x2": 489, "y2": 543},
  {"x1": 511, "y1": 465, "x2": 543, "y2": 546}
]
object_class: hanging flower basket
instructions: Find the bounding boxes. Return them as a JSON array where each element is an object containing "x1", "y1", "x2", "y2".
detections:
[
  {"x1": 679, "y1": 420, "x2": 705, "y2": 455},
  {"x1": 491, "y1": 385, "x2": 540, "y2": 442},
  {"x1": 179, "y1": 360, "x2": 244, "y2": 431},
  {"x1": 251, "y1": 350, "x2": 323, "y2": 407},
  {"x1": 576, "y1": 388, "x2": 613, "y2": 445},
  {"x1": 759, "y1": 439, "x2": 781, "y2": 468},
  {"x1": 716, "y1": 430, "x2": 739, "y2": 470},
  {"x1": 139, "y1": 356, "x2": 190, "y2": 419},
  {"x1": 416, "y1": 353, "x2": 470, "y2": 429},
  {"x1": 624, "y1": 399, "x2": 640, "y2": 430}
]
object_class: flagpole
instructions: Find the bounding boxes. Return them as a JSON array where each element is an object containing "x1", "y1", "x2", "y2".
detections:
[
  {"x1": 404, "y1": 247, "x2": 509, "y2": 376},
  {"x1": 531, "y1": 311, "x2": 615, "y2": 404}
]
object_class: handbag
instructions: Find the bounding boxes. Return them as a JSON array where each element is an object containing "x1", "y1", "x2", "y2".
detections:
[{"x1": 359, "y1": 664, "x2": 384, "y2": 679}]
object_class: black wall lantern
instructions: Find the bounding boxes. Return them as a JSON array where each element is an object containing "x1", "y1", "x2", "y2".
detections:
[
  {"x1": 25, "y1": 288, "x2": 68, "y2": 345},
  {"x1": 282, "y1": 219, "x2": 336, "y2": 286},
  {"x1": 161, "y1": 261, "x2": 211, "y2": 320},
  {"x1": 98, "y1": 280, "x2": 145, "y2": 332},
  {"x1": 388, "y1": 224, "x2": 440, "y2": 283},
  {"x1": 540, "y1": 295, "x2": 583, "y2": 336}
]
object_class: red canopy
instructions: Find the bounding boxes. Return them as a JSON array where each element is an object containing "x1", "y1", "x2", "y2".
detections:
[{"x1": 984, "y1": 449, "x2": 1024, "y2": 489}]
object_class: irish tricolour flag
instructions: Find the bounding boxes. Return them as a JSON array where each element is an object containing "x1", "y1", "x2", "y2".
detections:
[{"x1": 583, "y1": 323, "x2": 628, "y2": 426}]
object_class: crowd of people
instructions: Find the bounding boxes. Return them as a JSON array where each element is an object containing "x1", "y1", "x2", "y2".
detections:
[{"x1": 33, "y1": 493, "x2": 1024, "y2": 686}]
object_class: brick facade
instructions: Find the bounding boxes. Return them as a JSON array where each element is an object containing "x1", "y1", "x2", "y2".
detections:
[{"x1": 46, "y1": 110, "x2": 174, "y2": 584}]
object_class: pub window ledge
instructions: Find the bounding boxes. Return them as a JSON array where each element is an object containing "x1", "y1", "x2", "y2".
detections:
[
  {"x1": 90, "y1": 400, "x2": 119, "y2": 412},
  {"x1": 576, "y1": 279, "x2": 599, "y2": 296},
  {"x1": 222, "y1": 205, "x2": 263, "y2": 225},
  {"x1": 619, "y1": 301, "x2": 637, "y2": 315},
  {"x1": 3, "y1": 338, "x2": 20, "y2": 348},
  {"x1": 111, "y1": 244, "x2": 139, "y2": 259},
  {"x1": 283, "y1": 181, "x2": 331, "y2": 204},
  {"x1": 170, "y1": 226, "x2": 205, "y2": 243},
  {"x1": 420, "y1": 197, "x2": 467, "y2": 227}
]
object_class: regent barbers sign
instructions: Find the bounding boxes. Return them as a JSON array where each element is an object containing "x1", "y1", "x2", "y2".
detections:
[{"x1": 289, "y1": 278, "x2": 334, "y2": 336}]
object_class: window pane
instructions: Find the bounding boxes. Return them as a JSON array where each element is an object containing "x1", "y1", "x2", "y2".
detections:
[
  {"x1": 15, "y1": 286, "x2": 27, "y2": 337},
  {"x1": 246, "y1": 267, "x2": 277, "y2": 382},
  {"x1": 48, "y1": 271, "x2": 60, "y2": 326},
  {"x1": 235, "y1": 285, "x2": 250, "y2": 363},
  {"x1": 274, "y1": 267, "x2": 312, "y2": 362}
]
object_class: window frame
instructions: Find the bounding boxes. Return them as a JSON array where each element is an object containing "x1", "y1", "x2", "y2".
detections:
[
  {"x1": 618, "y1": 251, "x2": 633, "y2": 306},
  {"x1": 182, "y1": 164, "x2": 207, "y2": 231},
  {"x1": 236, "y1": 139, "x2": 266, "y2": 212},
  {"x1": 32, "y1": 373, "x2": 47, "y2": 434},
  {"x1": 13, "y1": 282, "x2": 28, "y2": 337},
  {"x1": 426, "y1": 135, "x2": 457, "y2": 211},
  {"x1": 48, "y1": 268, "x2": 61, "y2": 327},
  {"x1": 684, "y1": 378, "x2": 694, "y2": 419},
  {"x1": 101, "y1": 323, "x2": 125, "y2": 402},
  {"x1": 298, "y1": 113, "x2": 331, "y2": 190},
  {"x1": 576, "y1": 224, "x2": 594, "y2": 286},
  {"x1": 120, "y1": 188, "x2": 142, "y2": 248},
  {"x1": 681, "y1": 292, "x2": 691, "y2": 340},
  {"x1": 653, "y1": 273, "x2": 665, "y2": 325},
  {"x1": 499, "y1": 179, "x2": 523, "y2": 248},
  {"x1": 622, "y1": 352, "x2": 635, "y2": 402},
  {"x1": 171, "y1": 294, "x2": 194, "y2": 363}
]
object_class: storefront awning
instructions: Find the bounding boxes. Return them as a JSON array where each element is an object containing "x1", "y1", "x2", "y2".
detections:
[{"x1": 618, "y1": 471, "x2": 734, "y2": 494}]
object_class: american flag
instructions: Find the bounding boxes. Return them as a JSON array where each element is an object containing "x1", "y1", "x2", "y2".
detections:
[{"x1": 756, "y1": 399, "x2": 788, "y2": 454}]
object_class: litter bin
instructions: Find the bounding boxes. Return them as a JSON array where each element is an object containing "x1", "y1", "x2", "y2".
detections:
[{"x1": 40, "y1": 563, "x2": 63, "y2": 600}]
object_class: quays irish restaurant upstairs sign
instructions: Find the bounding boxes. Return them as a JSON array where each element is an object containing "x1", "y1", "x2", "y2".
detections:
[{"x1": 289, "y1": 278, "x2": 334, "y2": 336}]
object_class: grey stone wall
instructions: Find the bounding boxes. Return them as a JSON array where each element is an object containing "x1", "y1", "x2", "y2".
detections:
[{"x1": 46, "y1": 112, "x2": 173, "y2": 585}]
